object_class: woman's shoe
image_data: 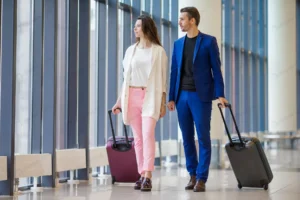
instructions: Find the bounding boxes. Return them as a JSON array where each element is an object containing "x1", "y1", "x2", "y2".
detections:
[
  {"x1": 134, "y1": 177, "x2": 144, "y2": 190},
  {"x1": 140, "y1": 177, "x2": 152, "y2": 192}
]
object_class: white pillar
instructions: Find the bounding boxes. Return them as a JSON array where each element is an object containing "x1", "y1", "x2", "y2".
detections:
[
  {"x1": 268, "y1": 1, "x2": 297, "y2": 133},
  {"x1": 177, "y1": 0, "x2": 223, "y2": 141}
]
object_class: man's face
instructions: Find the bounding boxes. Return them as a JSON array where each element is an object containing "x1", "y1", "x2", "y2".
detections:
[{"x1": 179, "y1": 12, "x2": 195, "y2": 32}]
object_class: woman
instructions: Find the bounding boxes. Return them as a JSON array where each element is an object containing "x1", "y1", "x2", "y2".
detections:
[{"x1": 112, "y1": 15, "x2": 168, "y2": 192}]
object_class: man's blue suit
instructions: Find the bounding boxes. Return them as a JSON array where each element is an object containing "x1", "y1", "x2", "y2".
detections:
[{"x1": 169, "y1": 31, "x2": 225, "y2": 182}]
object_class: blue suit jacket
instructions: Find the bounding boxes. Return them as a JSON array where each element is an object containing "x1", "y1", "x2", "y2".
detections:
[{"x1": 168, "y1": 32, "x2": 225, "y2": 103}]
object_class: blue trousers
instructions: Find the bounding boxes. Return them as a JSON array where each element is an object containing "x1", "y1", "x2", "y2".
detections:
[{"x1": 176, "y1": 91, "x2": 212, "y2": 182}]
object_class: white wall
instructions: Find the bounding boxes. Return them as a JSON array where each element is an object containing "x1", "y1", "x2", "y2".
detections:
[{"x1": 268, "y1": 0, "x2": 297, "y2": 132}]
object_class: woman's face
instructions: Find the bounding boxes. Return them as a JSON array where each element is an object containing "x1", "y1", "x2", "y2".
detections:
[{"x1": 134, "y1": 19, "x2": 144, "y2": 39}]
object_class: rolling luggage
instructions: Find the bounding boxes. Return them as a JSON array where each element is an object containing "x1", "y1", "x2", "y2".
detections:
[
  {"x1": 107, "y1": 108, "x2": 140, "y2": 184},
  {"x1": 218, "y1": 103, "x2": 273, "y2": 190}
]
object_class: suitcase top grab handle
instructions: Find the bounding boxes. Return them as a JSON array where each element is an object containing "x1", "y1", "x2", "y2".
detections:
[
  {"x1": 217, "y1": 103, "x2": 244, "y2": 147},
  {"x1": 108, "y1": 108, "x2": 130, "y2": 148}
]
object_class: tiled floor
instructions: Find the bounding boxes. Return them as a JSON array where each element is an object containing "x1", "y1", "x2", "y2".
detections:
[{"x1": 1, "y1": 149, "x2": 300, "y2": 200}]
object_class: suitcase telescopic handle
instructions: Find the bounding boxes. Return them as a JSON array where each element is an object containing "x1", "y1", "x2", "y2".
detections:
[
  {"x1": 108, "y1": 108, "x2": 130, "y2": 148},
  {"x1": 217, "y1": 103, "x2": 244, "y2": 146}
]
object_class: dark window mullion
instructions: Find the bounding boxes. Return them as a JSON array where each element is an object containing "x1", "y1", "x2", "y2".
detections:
[
  {"x1": 77, "y1": 0, "x2": 90, "y2": 180},
  {"x1": 152, "y1": 0, "x2": 162, "y2": 166},
  {"x1": 0, "y1": 0, "x2": 17, "y2": 195},
  {"x1": 224, "y1": 0, "x2": 232, "y2": 132},
  {"x1": 31, "y1": 0, "x2": 43, "y2": 155},
  {"x1": 106, "y1": 0, "x2": 118, "y2": 139},
  {"x1": 233, "y1": 0, "x2": 240, "y2": 133},
  {"x1": 95, "y1": 0, "x2": 106, "y2": 4},
  {"x1": 42, "y1": 0, "x2": 57, "y2": 187},
  {"x1": 161, "y1": 18, "x2": 171, "y2": 26},
  {"x1": 168, "y1": 0, "x2": 178, "y2": 163},
  {"x1": 30, "y1": 0, "x2": 43, "y2": 186},
  {"x1": 67, "y1": 0, "x2": 79, "y2": 149},
  {"x1": 142, "y1": 11, "x2": 151, "y2": 17},
  {"x1": 97, "y1": 2, "x2": 107, "y2": 146},
  {"x1": 119, "y1": 2, "x2": 131, "y2": 12},
  {"x1": 162, "y1": 24, "x2": 170, "y2": 141}
]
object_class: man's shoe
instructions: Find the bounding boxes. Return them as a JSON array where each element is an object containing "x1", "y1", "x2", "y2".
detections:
[
  {"x1": 134, "y1": 177, "x2": 144, "y2": 190},
  {"x1": 141, "y1": 178, "x2": 152, "y2": 192},
  {"x1": 193, "y1": 180, "x2": 206, "y2": 192},
  {"x1": 185, "y1": 175, "x2": 196, "y2": 190}
]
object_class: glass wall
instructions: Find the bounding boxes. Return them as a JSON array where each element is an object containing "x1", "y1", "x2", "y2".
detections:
[
  {"x1": 87, "y1": 0, "x2": 178, "y2": 146},
  {"x1": 222, "y1": 0, "x2": 268, "y2": 135},
  {"x1": 15, "y1": 0, "x2": 33, "y2": 156},
  {"x1": 89, "y1": 0, "x2": 98, "y2": 148},
  {"x1": 56, "y1": 0, "x2": 68, "y2": 150},
  {"x1": 0, "y1": 0, "x2": 179, "y2": 192},
  {"x1": 15, "y1": 0, "x2": 33, "y2": 187}
]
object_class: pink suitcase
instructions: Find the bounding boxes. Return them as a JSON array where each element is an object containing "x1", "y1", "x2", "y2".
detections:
[{"x1": 107, "y1": 109, "x2": 140, "y2": 184}]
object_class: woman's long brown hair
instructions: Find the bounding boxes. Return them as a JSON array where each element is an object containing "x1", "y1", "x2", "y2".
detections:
[{"x1": 136, "y1": 15, "x2": 162, "y2": 46}]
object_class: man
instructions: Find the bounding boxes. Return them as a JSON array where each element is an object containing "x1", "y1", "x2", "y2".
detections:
[{"x1": 167, "y1": 7, "x2": 228, "y2": 192}]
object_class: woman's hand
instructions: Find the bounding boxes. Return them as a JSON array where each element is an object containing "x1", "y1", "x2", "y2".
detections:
[
  {"x1": 112, "y1": 100, "x2": 121, "y2": 115},
  {"x1": 160, "y1": 104, "x2": 166, "y2": 118},
  {"x1": 160, "y1": 92, "x2": 166, "y2": 118}
]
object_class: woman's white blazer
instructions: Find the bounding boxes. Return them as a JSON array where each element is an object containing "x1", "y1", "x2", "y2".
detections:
[{"x1": 121, "y1": 43, "x2": 168, "y2": 125}]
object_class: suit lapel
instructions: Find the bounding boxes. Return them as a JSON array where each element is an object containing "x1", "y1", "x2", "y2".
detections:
[
  {"x1": 178, "y1": 37, "x2": 185, "y2": 72},
  {"x1": 193, "y1": 32, "x2": 202, "y2": 64}
]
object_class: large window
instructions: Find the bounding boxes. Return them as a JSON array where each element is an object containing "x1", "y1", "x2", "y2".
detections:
[
  {"x1": 86, "y1": 0, "x2": 178, "y2": 148},
  {"x1": 89, "y1": 0, "x2": 98, "y2": 148},
  {"x1": 222, "y1": 0, "x2": 268, "y2": 134},
  {"x1": 56, "y1": 0, "x2": 68, "y2": 150},
  {"x1": 0, "y1": 0, "x2": 179, "y2": 192},
  {"x1": 15, "y1": 0, "x2": 34, "y2": 186}
]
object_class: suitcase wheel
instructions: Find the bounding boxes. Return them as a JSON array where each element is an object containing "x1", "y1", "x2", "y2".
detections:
[
  {"x1": 237, "y1": 180, "x2": 242, "y2": 189},
  {"x1": 112, "y1": 176, "x2": 116, "y2": 185},
  {"x1": 263, "y1": 184, "x2": 268, "y2": 190},
  {"x1": 238, "y1": 183, "x2": 242, "y2": 189}
]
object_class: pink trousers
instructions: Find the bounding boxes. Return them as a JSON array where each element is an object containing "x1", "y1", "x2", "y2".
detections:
[{"x1": 127, "y1": 88, "x2": 156, "y2": 175}]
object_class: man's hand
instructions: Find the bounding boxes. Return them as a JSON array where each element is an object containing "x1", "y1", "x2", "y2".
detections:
[
  {"x1": 218, "y1": 97, "x2": 228, "y2": 108},
  {"x1": 167, "y1": 101, "x2": 175, "y2": 111}
]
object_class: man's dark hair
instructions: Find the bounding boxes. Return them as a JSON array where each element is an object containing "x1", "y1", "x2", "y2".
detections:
[{"x1": 180, "y1": 7, "x2": 200, "y2": 26}]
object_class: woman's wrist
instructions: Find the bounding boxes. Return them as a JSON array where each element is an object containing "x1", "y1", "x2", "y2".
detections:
[{"x1": 116, "y1": 98, "x2": 121, "y2": 106}]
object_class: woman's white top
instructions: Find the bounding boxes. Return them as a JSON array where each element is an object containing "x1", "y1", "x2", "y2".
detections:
[
  {"x1": 121, "y1": 43, "x2": 168, "y2": 125},
  {"x1": 130, "y1": 47, "x2": 152, "y2": 87}
]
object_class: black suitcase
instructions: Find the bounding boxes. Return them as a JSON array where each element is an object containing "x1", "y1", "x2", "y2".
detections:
[{"x1": 218, "y1": 103, "x2": 273, "y2": 190}]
